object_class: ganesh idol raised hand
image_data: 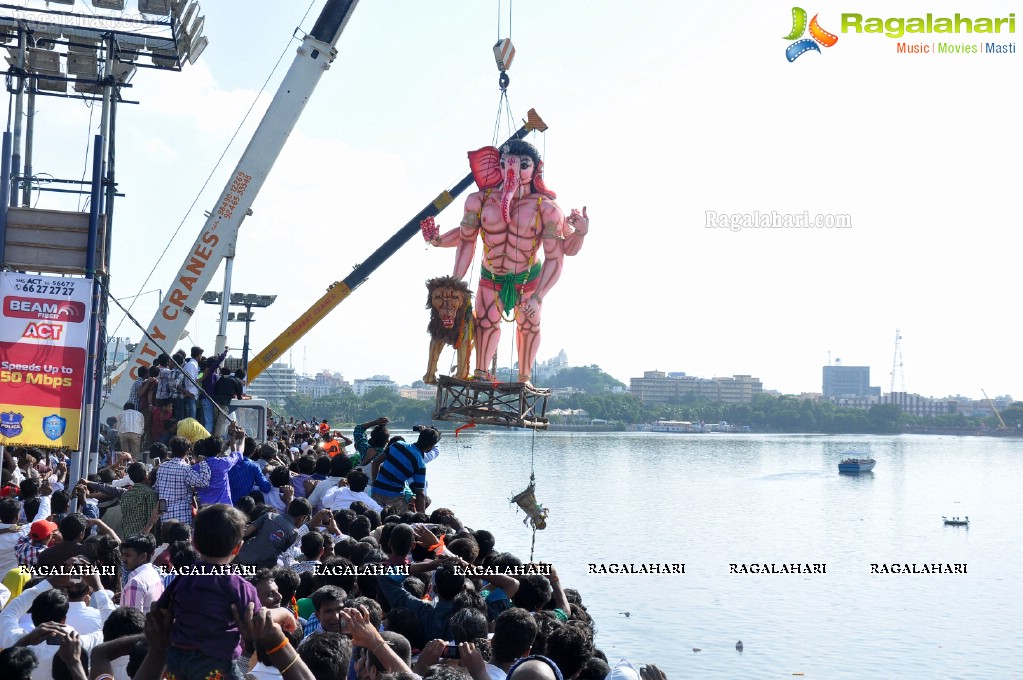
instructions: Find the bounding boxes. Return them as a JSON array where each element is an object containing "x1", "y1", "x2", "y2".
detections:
[{"x1": 426, "y1": 139, "x2": 588, "y2": 385}]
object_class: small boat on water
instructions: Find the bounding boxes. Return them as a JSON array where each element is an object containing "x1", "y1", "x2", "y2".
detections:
[
  {"x1": 943, "y1": 516, "x2": 969, "y2": 527},
  {"x1": 838, "y1": 456, "x2": 876, "y2": 473}
]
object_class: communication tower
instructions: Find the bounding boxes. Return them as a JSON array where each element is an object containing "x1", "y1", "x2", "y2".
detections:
[{"x1": 889, "y1": 329, "x2": 905, "y2": 394}]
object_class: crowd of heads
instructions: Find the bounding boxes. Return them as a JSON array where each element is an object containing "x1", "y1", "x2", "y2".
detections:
[{"x1": 0, "y1": 414, "x2": 658, "y2": 680}]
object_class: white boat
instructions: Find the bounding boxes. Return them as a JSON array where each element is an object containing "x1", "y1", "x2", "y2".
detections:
[
  {"x1": 650, "y1": 420, "x2": 698, "y2": 433},
  {"x1": 654, "y1": 421, "x2": 695, "y2": 431}
]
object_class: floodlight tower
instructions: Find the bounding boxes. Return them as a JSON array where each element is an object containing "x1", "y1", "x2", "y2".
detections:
[
  {"x1": 202, "y1": 291, "x2": 277, "y2": 373},
  {"x1": 0, "y1": 0, "x2": 208, "y2": 488}
]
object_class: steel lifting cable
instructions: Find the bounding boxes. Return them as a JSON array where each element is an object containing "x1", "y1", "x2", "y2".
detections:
[
  {"x1": 491, "y1": 87, "x2": 515, "y2": 148},
  {"x1": 496, "y1": 0, "x2": 512, "y2": 46},
  {"x1": 528, "y1": 422, "x2": 538, "y2": 560},
  {"x1": 491, "y1": 0, "x2": 516, "y2": 146}
]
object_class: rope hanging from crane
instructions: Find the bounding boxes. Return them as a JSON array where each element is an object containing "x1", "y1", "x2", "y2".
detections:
[
  {"x1": 510, "y1": 425, "x2": 548, "y2": 561},
  {"x1": 492, "y1": 0, "x2": 516, "y2": 145},
  {"x1": 493, "y1": 0, "x2": 550, "y2": 559}
]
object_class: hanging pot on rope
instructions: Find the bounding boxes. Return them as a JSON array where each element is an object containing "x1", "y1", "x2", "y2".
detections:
[{"x1": 510, "y1": 480, "x2": 548, "y2": 530}]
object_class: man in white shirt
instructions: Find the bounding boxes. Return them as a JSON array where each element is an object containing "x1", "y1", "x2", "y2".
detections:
[
  {"x1": 0, "y1": 568, "x2": 114, "y2": 678},
  {"x1": 119, "y1": 534, "x2": 165, "y2": 613},
  {"x1": 307, "y1": 454, "x2": 355, "y2": 511},
  {"x1": 118, "y1": 402, "x2": 146, "y2": 456},
  {"x1": 63, "y1": 556, "x2": 111, "y2": 635},
  {"x1": 0, "y1": 492, "x2": 52, "y2": 575},
  {"x1": 182, "y1": 346, "x2": 203, "y2": 420},
  {"x1": 323, "y1": 469, "x2": 382, "y2": 513}
]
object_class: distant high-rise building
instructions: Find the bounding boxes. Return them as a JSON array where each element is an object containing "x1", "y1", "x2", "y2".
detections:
[
  {"x1": 823, "y1": 365, "x2": 877, "y2": 398},
  {"x1": 247, "y1": 363, "x2": 297, "y2": 406}
]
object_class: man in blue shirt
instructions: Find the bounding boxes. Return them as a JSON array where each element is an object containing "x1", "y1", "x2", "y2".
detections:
[{"x1": 228, "y1": 443, "x2": 273, "y2": 503}]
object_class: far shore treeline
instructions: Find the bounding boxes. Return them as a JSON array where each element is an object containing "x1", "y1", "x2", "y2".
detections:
[{"x1": 277, "y1": 366, "x2": 1022, "y2": 436}]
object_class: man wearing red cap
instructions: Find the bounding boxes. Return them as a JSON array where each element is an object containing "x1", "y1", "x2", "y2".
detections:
[{"x1": 14, "y1": 518, "x2": 57, "y2": 567}]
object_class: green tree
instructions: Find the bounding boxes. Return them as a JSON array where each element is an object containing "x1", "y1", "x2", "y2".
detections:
[
  {"x1": 727, "y1": 404, "x2": 753, "y2": 426},
  {"x1": 1000, "y1": 402, "x2": 1023, "y2": 428},
  {"x1": 867, "y1": 403, "x2": 902, "y2": 433},
  {"x1": 547, "y1": 365, "x2": 626, "y2": 392}
]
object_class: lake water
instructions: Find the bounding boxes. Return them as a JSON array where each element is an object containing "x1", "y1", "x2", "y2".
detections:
[{"x1": 423, "y1": 431, "x2": 1023, "y2": 678}]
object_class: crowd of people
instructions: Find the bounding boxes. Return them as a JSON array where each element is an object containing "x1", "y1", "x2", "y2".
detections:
[
  {"x1": 104, "y1": 346, "x2": 247, "y2": 462},
  {"x1": 0, "y1": 411, "x2": 665, "y2": 679}
]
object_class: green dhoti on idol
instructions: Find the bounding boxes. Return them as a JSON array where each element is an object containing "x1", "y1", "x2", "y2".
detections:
[
  {"x1": 424, "y1": 138, "x2": 590, "y2": 386},
  {"x1": 479, "y1": 262, "x2": 542, "y2": 318}
]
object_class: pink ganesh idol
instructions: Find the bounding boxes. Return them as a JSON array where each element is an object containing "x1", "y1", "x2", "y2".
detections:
[{"x1": 427, "y1": 139, "x2": 588, "y2": 386}]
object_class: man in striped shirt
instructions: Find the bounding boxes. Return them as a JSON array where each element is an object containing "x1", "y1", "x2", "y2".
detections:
[
  {"x1": 128, "y1": 373, "x2": 147, "y2": 413},
  {"x1": 154, "y1": 436, "x2": 210, "y2": 526},
  {"x1": 371, "y1": 427, "x2": 440, "y2": 514}
]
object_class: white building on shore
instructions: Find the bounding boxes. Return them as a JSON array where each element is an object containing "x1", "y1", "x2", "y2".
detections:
[
  {"x1": 297, "y1": 370, "x2": 351, "y2": 398},
  {"x1": 353, "y1": 375, "x2": 399, "y2": 396},
  {"x1": 247, "y1": 363, "x2": 298, "y2": 406}
]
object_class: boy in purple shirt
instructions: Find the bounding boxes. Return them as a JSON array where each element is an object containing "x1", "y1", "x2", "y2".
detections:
[
  {"x1": 156, "y1": 503, "x2": 261, "y2": 680},
  {"x1": 191, "y1": 435, "x2": 244, "y2": 506}
]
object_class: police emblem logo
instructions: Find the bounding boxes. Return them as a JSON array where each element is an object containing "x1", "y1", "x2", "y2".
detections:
[
  {"x1": 0, "y1": 412, "x2": 24, "y2": 438},
  {"x1": 42, "y1": 414, "x2": 67, "y2": 441}
]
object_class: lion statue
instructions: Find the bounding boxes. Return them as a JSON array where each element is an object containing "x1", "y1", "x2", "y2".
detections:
[{"x1": 424, "y1": 275, "x2": 474, "y2": 384}]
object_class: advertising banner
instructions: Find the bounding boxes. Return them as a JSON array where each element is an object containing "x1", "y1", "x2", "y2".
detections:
[{"x1": 0, "y1": 272, "x2": 91, "y2": 448}]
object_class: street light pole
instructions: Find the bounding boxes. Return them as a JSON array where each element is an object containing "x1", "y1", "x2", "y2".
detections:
[
  {"x1": 203, "y1": 291, "x2": 276, "y2": 376},
  {"x1": 216, "y1": 256, "x2": 234, "y2": 355},
  {"x1": 242, "y1": 305, "x2": 254, "y2": 374}
]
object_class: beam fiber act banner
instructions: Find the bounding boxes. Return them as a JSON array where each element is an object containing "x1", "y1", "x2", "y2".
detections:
[{"x1": 0, "y1": 273, "x2": 90, "y2": 448}]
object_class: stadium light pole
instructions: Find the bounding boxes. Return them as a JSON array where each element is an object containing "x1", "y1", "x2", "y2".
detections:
[{"x1": 203, "y1": 292, "x2": 276, "y2": 374}]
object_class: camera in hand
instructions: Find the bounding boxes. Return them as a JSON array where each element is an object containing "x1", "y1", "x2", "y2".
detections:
[{"x1": 441, "y1": 644, "x2": 460, "y2": 659}]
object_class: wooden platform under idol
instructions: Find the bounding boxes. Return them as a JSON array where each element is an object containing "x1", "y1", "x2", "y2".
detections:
[{"x1": 433, "y1": 376, "x2": 550, "y2": 429}]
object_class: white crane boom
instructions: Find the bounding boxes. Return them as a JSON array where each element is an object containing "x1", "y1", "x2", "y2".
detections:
[{"x1": 104, "y1": 0, "x2": 360, "y2": 415}]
